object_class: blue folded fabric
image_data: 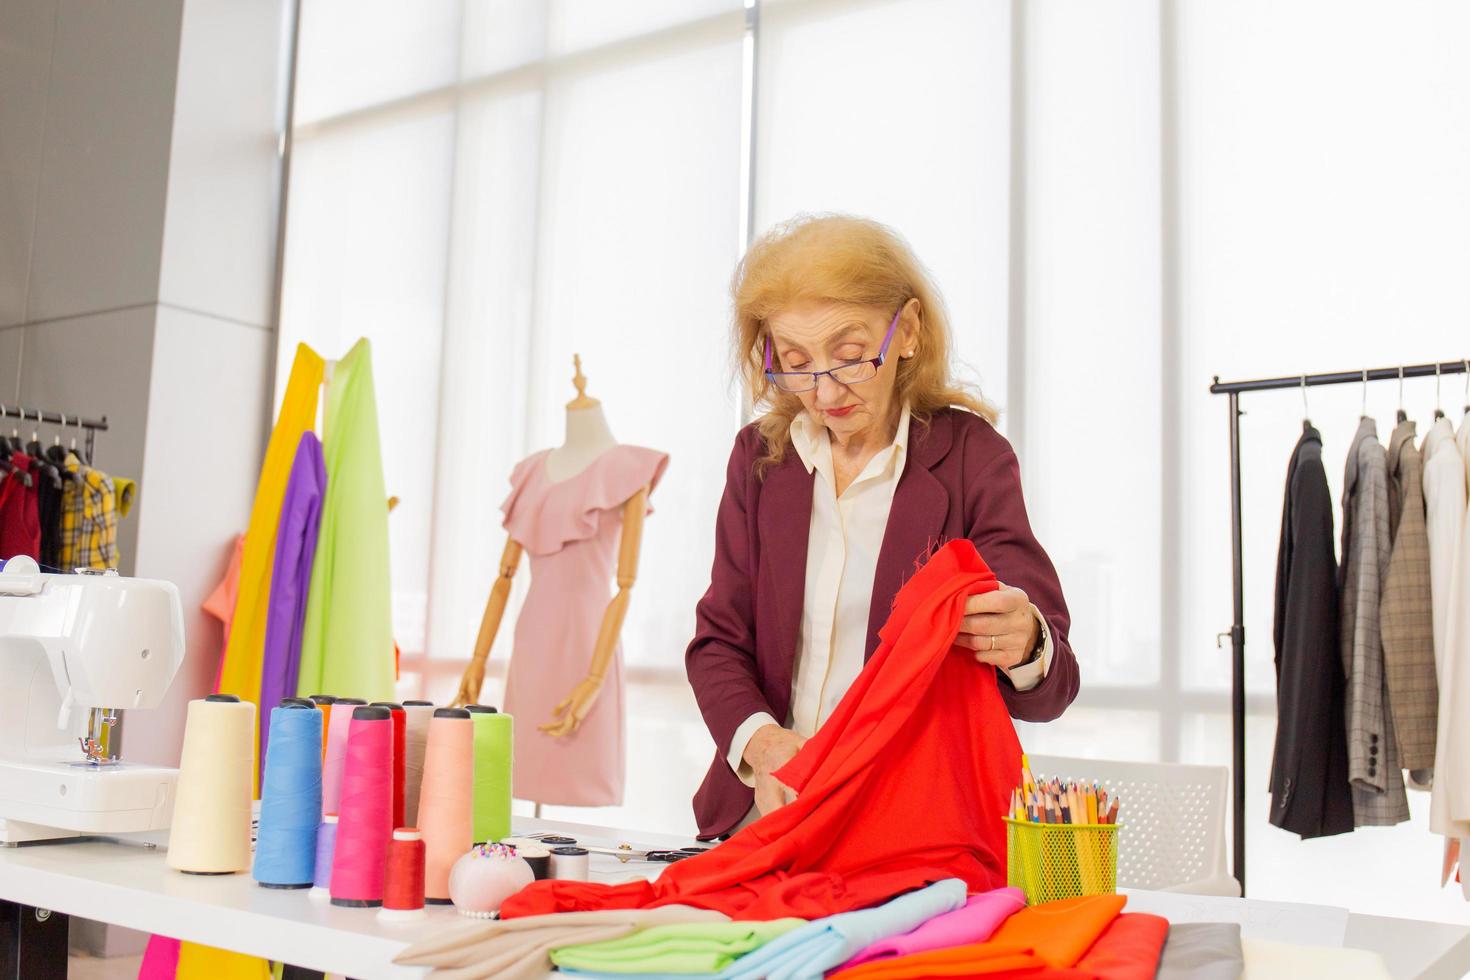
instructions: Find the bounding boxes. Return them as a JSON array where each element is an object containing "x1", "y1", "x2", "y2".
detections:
[
  {"x1": 722, "y1": 879, "x2": 965, "y2": 980},
  {"x1": 558, "y1": 879, "x2": 966, "y2": 980}
]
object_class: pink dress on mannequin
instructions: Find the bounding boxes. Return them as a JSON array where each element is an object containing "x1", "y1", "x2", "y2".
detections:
[{"x1": 500, "y1": 443, "x2": 669, "y2": 806}]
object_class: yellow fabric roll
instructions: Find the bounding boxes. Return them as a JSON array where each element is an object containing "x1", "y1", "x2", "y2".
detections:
[
  {"x1": 176, "y1": 942, "x2": 272, "y2": 979},
  {"x1": 215, "y1": 343, "x2": 324, "y2": 788}
]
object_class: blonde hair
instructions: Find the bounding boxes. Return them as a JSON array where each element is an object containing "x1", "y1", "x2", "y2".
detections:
[{"x1": 732, "y1": 214, "x2": 996, "y2": 472}]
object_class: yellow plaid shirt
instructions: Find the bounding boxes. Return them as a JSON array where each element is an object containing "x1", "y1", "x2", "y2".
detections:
[{"x1": 59, "y1": 454, "x2": 119, "y2": 571}]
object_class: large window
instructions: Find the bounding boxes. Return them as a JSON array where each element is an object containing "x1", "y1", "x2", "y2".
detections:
[{"x1": 279, "y1": 0, "x2": 1470, "y2": 924}]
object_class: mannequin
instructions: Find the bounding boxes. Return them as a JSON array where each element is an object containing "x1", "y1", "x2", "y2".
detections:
[{"x1": 453, "y1": 356, "x2": 650, "y2": 740}]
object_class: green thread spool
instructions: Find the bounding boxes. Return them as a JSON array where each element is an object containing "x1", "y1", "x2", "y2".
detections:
[{"x1": 465, "y1": 705, "x2": 512, "y2": 844}]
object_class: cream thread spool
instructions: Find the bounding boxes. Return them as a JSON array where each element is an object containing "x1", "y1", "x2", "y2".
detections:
[
  {"x1": 167, "y1": 694, "x2": 256, "y2": 875},
  {"x1": 401, "y1": 700, "x2": 434, "y2": 828},
  {"x1": 549, "y1": 846, "x2": 590, "y2": 881}
]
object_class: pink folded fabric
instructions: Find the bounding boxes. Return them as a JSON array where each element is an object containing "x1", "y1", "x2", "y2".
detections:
[{"x1": 838, "y1": 886, "x2": 1027, "y2": 969}]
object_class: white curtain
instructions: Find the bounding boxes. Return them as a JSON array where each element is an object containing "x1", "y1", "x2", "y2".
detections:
[{"x1": 279, "y1": 0, "x2": 1470, "y2": 923}]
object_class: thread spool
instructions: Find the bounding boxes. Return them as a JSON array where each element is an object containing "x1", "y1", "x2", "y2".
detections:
[
  {"x1": 516, "y1": 842, "x2": 551, "y2": 880},
  {"x1": 167, "y1": 695, "x2": 255, "y2": 875},
  {"x1": 330, "y1": 706, "x2": 394, "y2": 907},
  {"x1": 540, "y1": 836, "x2": 577, "y2": 846},
  {"x1": 402, "y1": 701, "x2": 434, "y2": 828},
  {"x1": 370, "y1": 702, "x2": 407, "y2": 829},
  {"x1": 418, "y1": 707, "x2": 473, "y2": 904},
  {"x1": 310, "y1": 815, "x2": 338, "y2": 899},
  {"x1": 322, "y1": 697, "x2": 365, "y2": 816},
  {"x1": 379, "y1": 828, "x2": 427, "y2": 921},
  {"x1": 308, "y1": 694, "x2": 336, "y2": 760},
  {"x1": 253, "y1": 702, "x2": 323, "y2": 888},
  {"x1": 465, "y1": 705, "x2": 512, "y2": 845},
  {"x1": 549, "y1": 846, "x2": 590, "y2": 882}
]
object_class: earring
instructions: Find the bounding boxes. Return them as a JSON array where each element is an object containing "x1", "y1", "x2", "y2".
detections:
[{"x1": 905, "y1": 350, "x2": 915, "y2": 358}]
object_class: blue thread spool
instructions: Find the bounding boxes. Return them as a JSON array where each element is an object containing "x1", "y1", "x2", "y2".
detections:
[{"x1": 253, "y1": 700, "x2": 323, "y2": 888}]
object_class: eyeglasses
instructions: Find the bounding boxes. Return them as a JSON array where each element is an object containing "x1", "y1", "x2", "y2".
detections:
[{"x1": 763, "y1": 305, "x2": 903, "y2": 393}]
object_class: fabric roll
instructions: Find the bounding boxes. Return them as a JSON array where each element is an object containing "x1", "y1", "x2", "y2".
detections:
[
  {"x1": 501, "y1": 540, "x2": 1020, "y2": 920},
  {"x1": 296, "y1": 338, "x2": 394, "y2": 702},
  {"x1": 216, "y1": 342, "x2": 325, "y2": 785},
  {"x1": 1241, "y1": 938, "x2": 1391, "y2": 979},
  {"x1": 258, "y1": 433, "x2": 326, "y2": 766},
  {"x1": 828, "y1": 894, "x2": 1125, "y2": 980},
  {"x1": 1071, "y1": 913, "x2": 1169, "y2": 979},
  {"x1": 722, "y1": 880, "x2": 966, "y2": 980},
  {"x1": 394, "y1": 906, "x2": 731, "y2": 980},
  {"x1": 550, "y1": 919, "x2": 802, "y2": 975},
  {"x1": 1155, "y1": 922, "x2": 1243, "y2": 980},
  {"x1": 175, "y1": 942, "x2": 272, "y2": 979},
  {"x1": 839, "y1": 886, "x2": 1025, "y2": 969}
]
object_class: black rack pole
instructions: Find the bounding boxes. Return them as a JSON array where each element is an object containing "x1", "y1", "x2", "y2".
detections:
[
  {"x1": 1227, "y1": 391, "x2": 1246, "y2": 893},
  {"x1": 1209, "y1": 357, "x2": 1467, "y2": 899}
]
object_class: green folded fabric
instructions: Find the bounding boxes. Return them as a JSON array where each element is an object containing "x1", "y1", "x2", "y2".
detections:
[{"x1": 550, "y1": 919, "x2": 804, "y2": 975}]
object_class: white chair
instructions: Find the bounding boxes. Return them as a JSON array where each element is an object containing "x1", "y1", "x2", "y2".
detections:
[{"x1": 1025, "y1": 754, "x2": 1241, "y2": 897}]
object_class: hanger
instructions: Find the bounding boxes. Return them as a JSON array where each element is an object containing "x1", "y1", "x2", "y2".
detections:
[
  {"x1": 1435, "y1": 363, "x2": 1446, "y2": 420},
  {"x1": 0, "y1": 407, "x2": 31, "y2": 488},
  {"x1": 1300, "y1": 375, "x2": 1312, "y2": 430},
  {"x1": 45, "y1": 415, "x2": 78, "y2": 483},
  {"x1": 1361, "y1": 369, "x2": 1370, "y2": 420},
  {"x1": 24, "y1": 411, "x2": 61, "y2": 490},
  {"x1": 1397, "y1": 365, "x2": 1408, "y2": 424}
]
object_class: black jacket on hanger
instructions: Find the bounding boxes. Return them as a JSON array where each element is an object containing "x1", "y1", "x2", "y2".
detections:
[{"x1": 1269, "y1": 425, "x2": 1355, "y2": 839}]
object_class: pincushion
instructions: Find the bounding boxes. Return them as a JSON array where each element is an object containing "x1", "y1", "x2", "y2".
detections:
[{"x1": 447, "y1": 843, "x2": 535, "y2": 918}]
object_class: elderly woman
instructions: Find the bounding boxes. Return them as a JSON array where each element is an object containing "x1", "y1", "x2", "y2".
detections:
[{"x1": 686, "y1": 215, "x2": 1079, "y2": 839}]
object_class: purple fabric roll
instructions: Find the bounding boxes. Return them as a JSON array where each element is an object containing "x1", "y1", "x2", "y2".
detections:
[{"x1": 259, "y1": 432, "x2": 326, "y2": 768}]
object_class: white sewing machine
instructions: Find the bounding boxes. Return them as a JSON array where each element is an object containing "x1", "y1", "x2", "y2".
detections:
[{"x1": 0, "y1": 556, "x2": 186, "y2": 845}]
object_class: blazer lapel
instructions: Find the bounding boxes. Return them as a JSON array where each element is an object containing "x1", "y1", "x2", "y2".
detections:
[
  {"x1": 865, "y1": 412, "x2": 953, "y2": 659},
  {"x1": 758, "y1": 453, "x2": 814, "y2": 717}
]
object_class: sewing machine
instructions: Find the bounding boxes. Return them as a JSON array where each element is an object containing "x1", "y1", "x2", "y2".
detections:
[{"x1": 0, "y1": 556, "x2": 187, "y2": 845}]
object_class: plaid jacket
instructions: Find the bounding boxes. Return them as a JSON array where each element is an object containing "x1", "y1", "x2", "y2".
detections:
[
  {"x1": 59, "y1": 453, "x2": 119, "y2": 571},
  {"x1": 1340, "y1": 418, "x2": 1409, "y2": 826},
  {"x1": 1381, "y1": 420, "x2": 1438, "y2": 774}
]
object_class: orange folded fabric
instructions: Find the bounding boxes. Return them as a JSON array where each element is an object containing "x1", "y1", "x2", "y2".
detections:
[{"x1": 829, "y1": 895, "x2": 1126, "y2": 980}]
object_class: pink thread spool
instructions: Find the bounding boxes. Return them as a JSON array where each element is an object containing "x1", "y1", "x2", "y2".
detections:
[
  {"x1": 321, "y1": 696, "x2": 364, "y2": 817},
  {"x1": 330, "y1": 706, "x2": 393, "y2": 907},
  {"x1": 417, "y1": 707, "x2": 473, "y2": 904}
]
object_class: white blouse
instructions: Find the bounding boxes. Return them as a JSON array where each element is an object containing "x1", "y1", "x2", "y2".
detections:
[{"x1": 727, "y1": 404, "x2": 1052, "y2": 785}]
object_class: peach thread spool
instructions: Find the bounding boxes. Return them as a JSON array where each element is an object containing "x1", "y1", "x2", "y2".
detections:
[
  {"x1": 417, "y1": 707, "x2": 473, "y2": 904},
  {"x1": 329, "y1": 705, "x2": 393, "y2": 907}
]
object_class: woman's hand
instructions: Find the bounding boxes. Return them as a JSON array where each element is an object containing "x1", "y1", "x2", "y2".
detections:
[
  {"x1": 958, "y1": 583, "x2": 1040, "y2": 670},
  {"x1": 743, "y1": 724, "x2": 806, "y2": 816}
]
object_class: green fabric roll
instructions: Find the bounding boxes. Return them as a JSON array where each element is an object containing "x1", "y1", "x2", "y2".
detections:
[
  {"x1": 295, "y1": 339, "x2": 395, "y2": 703},
  {"x1": 550, "y1": 920, "x2": 804, "y2": 974},
  {"x1": 471, "y1": 710, "x2": 513, "y2": 844}
]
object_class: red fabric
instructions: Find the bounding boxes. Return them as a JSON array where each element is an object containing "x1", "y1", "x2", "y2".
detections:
[
  {"x1": 1070, "y1": 913, "x2": 1169, "y2": 979},
  {"x1": 0, "y1": 455, "x2": 40, "y2": 560},
  {"x1": 501, "y1": 538, "x2": 1023, "y2": 920}
]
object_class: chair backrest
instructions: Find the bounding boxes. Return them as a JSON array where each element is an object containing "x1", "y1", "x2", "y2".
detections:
[{"x1": 1025, "y1": 754, "x2": 1229, "y2": 892}]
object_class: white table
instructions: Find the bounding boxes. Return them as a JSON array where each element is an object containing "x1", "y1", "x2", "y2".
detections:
[{"x1": 2, "y1": 817, "x2": 1468, "y2": 979}]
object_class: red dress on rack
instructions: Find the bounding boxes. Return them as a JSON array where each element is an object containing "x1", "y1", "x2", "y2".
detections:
[{"x1": 501, "y1": 538, "x2": 1024, "y2": 921}]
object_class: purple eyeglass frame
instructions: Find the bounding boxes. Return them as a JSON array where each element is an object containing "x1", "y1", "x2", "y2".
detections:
[{"x1": 763, "y1": 305, "x2": 904, "y2": 391}]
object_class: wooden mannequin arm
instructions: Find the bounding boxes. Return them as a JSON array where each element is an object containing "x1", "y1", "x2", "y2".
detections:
[
  {"x1": 540, "y1": 486, "x2": 647, "y2": 736},
  {"x1": 452, "y1": 537, "x2": 523, "y2": 707}
]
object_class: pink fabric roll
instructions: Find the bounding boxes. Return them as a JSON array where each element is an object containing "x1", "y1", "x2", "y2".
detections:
[
  {"x1": 138, "y1": 934, "x2": 181, "y2": 980},
  {"x1": 837, "y1": 886, "x2": 1026, "y2": 970}
]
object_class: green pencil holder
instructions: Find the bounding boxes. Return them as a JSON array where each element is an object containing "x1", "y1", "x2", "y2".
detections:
[{"x1": 1004, "y1": 817, "x2": 1119, "y2": 905}]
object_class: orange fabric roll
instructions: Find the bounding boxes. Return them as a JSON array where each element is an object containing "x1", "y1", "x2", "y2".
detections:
[{"x1": 988, "y1": 894, "x2": 1125, "y2": 968}]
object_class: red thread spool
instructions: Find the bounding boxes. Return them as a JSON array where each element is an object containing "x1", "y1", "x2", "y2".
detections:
[
  {"x1": 371, "y1": 702, "x2": 407, "y2": 830},
  {"x1": 330, "y1": 706, "x2": 393, "y2": 907},
  {"x1": 379, "y1": 827, "x2": 427, "y2": 920}
]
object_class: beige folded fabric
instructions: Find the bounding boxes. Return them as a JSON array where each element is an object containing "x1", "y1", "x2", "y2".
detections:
[
  {"x1": 394, "y1": 905, "x2": 731, "y2": 979},
  {"x1": 1242, "y1": 938, "x2": 1392, "y2": 979}
]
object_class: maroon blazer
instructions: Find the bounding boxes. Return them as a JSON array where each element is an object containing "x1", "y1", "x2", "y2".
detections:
[{"x1": 685, "y1": 407, "x2": 1080, "y2": 838}]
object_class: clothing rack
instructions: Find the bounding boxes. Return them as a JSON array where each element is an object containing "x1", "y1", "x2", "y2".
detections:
[
  {"x1": 0, "y1": 404, "x2": 108, "y2": 463},
  {"x1": 1209, "y1": 359, "x2": 1469, "y2": 895}
]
